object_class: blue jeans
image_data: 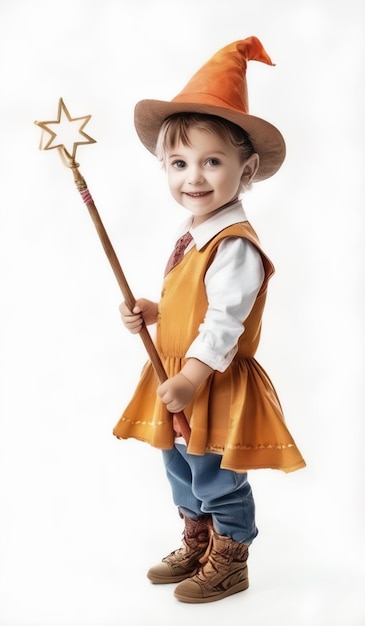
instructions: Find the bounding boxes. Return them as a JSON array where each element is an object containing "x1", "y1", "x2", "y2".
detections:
[{"x1": 162, "y1": 444, "x2": 258, "y2": 544}]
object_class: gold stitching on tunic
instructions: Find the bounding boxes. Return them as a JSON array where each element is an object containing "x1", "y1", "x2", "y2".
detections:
[
  {"x1": 206, "y1": 442, "x2": 296, "y2": 453},
  {"x1": 117, "y1": 416, "x2": 170, "y2": 427}
]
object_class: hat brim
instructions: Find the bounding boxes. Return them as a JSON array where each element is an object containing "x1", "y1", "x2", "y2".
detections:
[{"x1": 134, "y1": 99, "x2": 286, "y2": 181}]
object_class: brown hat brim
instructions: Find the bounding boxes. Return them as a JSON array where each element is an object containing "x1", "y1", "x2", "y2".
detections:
[{"x1": 134, "y1": 99, "x2": 286, "y2": 181}]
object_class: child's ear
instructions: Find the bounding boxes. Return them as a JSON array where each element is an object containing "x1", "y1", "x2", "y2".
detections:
[{"x1": 241, "y1": 153, "x2": 260, "y2": 186}]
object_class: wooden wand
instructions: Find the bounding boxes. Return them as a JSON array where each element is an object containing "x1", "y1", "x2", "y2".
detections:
[{"x1": 35, "y1": 98, "x2": 191, "y2": 444}]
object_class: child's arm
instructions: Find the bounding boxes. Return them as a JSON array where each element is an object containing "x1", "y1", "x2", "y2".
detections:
[
  {"x1": 119, "y1": 299, "x2": 158, "y2": 334},
  {"x1": 157, "y1": 358, "x2": 213, "y2": 413},
  {"x1": 186, "y1": 238, "x2": 265, "y2": 371}
]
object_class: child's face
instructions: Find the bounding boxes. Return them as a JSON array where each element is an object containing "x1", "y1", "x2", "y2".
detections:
[{"x1": 165, "y1": 126, "x2": 247, "y2": 226}]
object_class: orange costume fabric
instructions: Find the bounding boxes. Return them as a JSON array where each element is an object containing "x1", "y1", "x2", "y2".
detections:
[{"x1": 113, "y1": 222, "x2": 306, "y2": 473}]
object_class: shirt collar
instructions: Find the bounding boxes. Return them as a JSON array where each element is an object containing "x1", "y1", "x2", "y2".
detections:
[{"x1": 176, "y1": 199, "x2": 248, "y2": 250}]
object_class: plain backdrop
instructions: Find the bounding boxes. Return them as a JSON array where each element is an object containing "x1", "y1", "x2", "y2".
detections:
[{"x1": 0, "y1": 1, "x2": 364, "y2": 625}]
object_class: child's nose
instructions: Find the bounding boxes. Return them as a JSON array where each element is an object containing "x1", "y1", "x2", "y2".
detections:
[{"x1": 188, "y1": 166, "x2": 204, "y2": 185}]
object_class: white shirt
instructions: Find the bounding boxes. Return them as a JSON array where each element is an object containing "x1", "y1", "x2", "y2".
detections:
[{"x1": 172, "y1": 200, "x2": 265, "y2": 372}]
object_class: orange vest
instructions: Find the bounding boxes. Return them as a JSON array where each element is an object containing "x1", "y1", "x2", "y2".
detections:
[{"x1": 113, "y1": 222, "x2": 306, "y2": 473}]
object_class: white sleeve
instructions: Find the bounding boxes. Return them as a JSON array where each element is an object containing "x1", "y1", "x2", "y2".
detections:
[{"x1": 185, "y1": 237, "x2": 265, "y2": 372}]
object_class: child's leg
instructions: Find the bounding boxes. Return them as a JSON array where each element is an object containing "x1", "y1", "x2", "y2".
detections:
[
  {"x1": 162, "y1": 444, "x2": 257, "y2": 602},
  {"x1": 162, "y1": 444, "x2": 204, "y2": 518},
  {"x1": 146, "y1": 446, "x2": 212, "y2": 584},
  {"x1": 164, "y1": 443, "x2": 258, "y2": 544}
]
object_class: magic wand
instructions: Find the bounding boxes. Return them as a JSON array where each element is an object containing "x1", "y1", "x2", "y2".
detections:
[{"x1": 35, "y1": 98, "x2": 191, "y2": 444}]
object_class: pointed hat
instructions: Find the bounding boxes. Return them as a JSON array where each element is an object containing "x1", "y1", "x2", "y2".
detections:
[{"x1": 134, "y1": 36, "x2": 286, "y2": 181}]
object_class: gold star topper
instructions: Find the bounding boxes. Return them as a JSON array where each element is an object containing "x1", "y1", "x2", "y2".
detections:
[{"x1": 35, "y1": 98, "x2": 96, "y2": 164}]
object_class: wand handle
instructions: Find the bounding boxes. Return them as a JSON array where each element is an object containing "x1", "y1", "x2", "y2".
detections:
[{"x1": 70, "y1": 164, "x2": 191, "y2": 444}]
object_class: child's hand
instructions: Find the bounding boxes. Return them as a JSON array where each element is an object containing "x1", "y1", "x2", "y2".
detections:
[
  {"x1": 157, "y1": 358, "x2": 213, "y2": 412},
  {"x1": 157, "y1": 373, "x2": 196, "y2": 413},
  {"x1": 119, "y1": 298, "x2": 158, "y2": 334}
]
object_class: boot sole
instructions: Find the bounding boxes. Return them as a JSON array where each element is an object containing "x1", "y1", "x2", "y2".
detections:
[{"x1": 174, "y1": 579, "x2": 249, "y2": 603}]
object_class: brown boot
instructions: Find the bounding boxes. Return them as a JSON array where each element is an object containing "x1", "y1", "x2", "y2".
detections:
[
  {"x1": 174, "y1": 529, "x2": 249, "y2": 603},
  {"x1": 147, "y1": 512, "x2": 212, "y2": 584}
]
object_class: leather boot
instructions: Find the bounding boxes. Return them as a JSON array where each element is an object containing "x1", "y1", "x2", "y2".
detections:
[
  {"x1": 147, "y1": 511, "x2": 212, "y2": 584},
  {"x1": 174, "y1": 528, "x2": 249, "y2": 603}
]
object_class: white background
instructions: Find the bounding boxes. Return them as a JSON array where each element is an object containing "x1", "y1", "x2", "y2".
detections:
[{"x1": 0, "y1": 1, "x2": 364, "y2": 624}]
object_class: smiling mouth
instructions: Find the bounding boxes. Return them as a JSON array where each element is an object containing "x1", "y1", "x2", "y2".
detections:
[{"x1": 185, "y1": 191, "x2": 211, "y2": 197}]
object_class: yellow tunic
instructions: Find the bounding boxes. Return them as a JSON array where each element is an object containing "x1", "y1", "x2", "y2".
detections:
[{"x1": 113, "y1": 221, "x2": 306, "y2": 473}]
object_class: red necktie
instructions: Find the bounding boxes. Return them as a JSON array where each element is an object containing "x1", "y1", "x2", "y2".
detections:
[{"x1": 164, "y1": 232, "x2": 193, "y2": 276}]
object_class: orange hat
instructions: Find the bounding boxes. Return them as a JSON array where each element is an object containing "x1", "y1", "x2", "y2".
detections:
[{"x1": 134, "y1": 37, "x2": 286, "y2": 181}]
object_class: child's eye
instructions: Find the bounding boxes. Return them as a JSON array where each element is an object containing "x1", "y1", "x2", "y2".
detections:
[
  {"x1": 206, "y1": 158, "x2": 220, "y2": 166},
  {"x1": 171, "y1": 159, "x2": 186, "y2": 169}
]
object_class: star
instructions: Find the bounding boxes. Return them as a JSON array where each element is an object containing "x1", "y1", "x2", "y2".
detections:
[{"x1": 35, "y1": 98, "x2": 96, "y2": 162}]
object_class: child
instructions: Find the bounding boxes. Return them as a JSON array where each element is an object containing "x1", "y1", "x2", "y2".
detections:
[{"x1": 114, "y1": 37, "x2": 306, "y2": 604}]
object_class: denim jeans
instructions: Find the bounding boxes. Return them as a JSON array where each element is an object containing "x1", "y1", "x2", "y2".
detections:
[{"x1": 162, "y1": 443, "x2": 258, "y2": 544}]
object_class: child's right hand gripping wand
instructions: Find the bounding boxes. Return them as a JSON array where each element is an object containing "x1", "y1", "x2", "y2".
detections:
[{"x1": 35, "y1": 98, "x2": 191, "y2": 445}]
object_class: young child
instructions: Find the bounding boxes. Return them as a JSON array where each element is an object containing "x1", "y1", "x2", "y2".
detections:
[{"x1": 114, "y1": 37, "x2": 306, "y2": 604}]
